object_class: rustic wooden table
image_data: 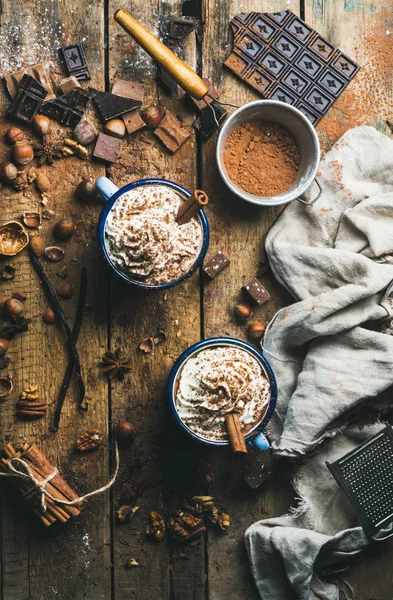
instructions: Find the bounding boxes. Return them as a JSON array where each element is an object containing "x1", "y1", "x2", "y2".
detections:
[{"x1": 0, "y1": 0, "x2": 392, "y2": 598}]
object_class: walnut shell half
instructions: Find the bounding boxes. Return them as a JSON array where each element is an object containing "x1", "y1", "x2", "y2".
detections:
[{"x1": 0, "y1": 221, "x2": 29, "y2": 256}]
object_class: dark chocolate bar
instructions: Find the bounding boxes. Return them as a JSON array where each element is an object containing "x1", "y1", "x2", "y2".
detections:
[
  {"x1": 90, "y1": 88, "x2": 142, "y2": 121},
  {"x1": 203, "y1": 252, "x2": 230, "y2": 279},
  {"x1": 60, "y1": 43, "x2": 91, "y2": 81},
  {"x1": 193, "y1": 101, "x2": 227, "y2": 138},
  {"x1": 40, "y1": 89, "x2": 90, "y2": 127},
  {"x1": 7, "y1": 74, "x2": 48, "y2": 123},
  {"x1": 224, "y1": 10, "x2": 360, "y2": 125},
  {"x1": 242, "y1": 278, "x2": 270, "y2": 305}
]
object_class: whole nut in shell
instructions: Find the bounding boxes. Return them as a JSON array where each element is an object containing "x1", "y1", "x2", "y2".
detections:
[
  {"x1": 35, "y1": 172, "x2": 50, "y2": 193},
  {"x1": 114, "y1": 420, "x2": 136, "y2": 448},
  {"x1": 0, "y1": 339, "x2": 9, "y2": 357},
  {"x1": 56, "y1": 282, "x2": 74, "y2": 299},
  {"x1": 141, "y1": 105, "x2": 165, "y2": 129},
  {"x1": 6, "y1": 127, "x2": 24, "y2": 145},
  {"x1": 0, "y1": 161, "x2": 18, "y2": 183},
  {"x1": 234, "y1": 304, "x2": 253, "y2": 323},
  {"x1": 29, "y1": 236, "x2": 44, "y2": 257},
  {"x1": 74, "y1": 120, "x2": 97, "y2": 146},
  {"x1": 32, "y1": 115, "x2": 50, "y2": 136},
  {"x1": 3, "y1": 298, "x2": 24, "y2": 318},
  {"x1": 54, "y1": 217, "x2": 76, "y2": 240},
  {"x1": 75, "y1": 429, "x2": 103, "y2": 452},
  {"x1": 247, "y1": 321, "x2": 266, "y2": 340},
  {"x1": 13, "y1": 141, "x2": 34, "y2": 165},
  {"x1": 42, "y1": 307, "x2": 56, "y2": 324},
  {"x1": 76, "y1": 178, "x2": 96, "y2": 201},
  {"x1": 104, "y1": 119, "x2": 126, "y2": 139}
]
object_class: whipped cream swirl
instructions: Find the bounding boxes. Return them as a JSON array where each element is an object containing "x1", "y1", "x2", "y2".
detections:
[
  {"x1": 175, "y1": 345, "x2": 270, "y2": 442},
  {"x1": 105, "y1": 184, "x2": 203, "y2": 285}
]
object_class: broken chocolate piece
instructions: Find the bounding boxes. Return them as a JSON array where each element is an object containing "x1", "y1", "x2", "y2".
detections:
[
  {"x1": 40, "y1": 88, "x2": 90, "y2": 128},
  {"x1": 59, "y1": 76, "x2": 80, "y2": 95},
  {"x1": 156, "y1": 64, "x2": 179, "y2": 97},
  {"x1": 60, "y1": 43, "x2": 91, "y2": 81},
  {"x1": 242, "y1": 278, "x2": 270, "y2": 305},
  {"x1": 4, "y1": 64, "x2": 55, "y2": 100},
  {"x1": 203, "y1": 252, "x2": 230, "y2": 279},
  {"x1": 193, "y1": 102, "x2": 227, "y2": 138},
  {"x1": 90, "y1": 88, "x2": 142, "y2": 121},
  {"x1": 122, "y1": 110, "x2": 146, "y2": 135},
  {"x1": 93, "y1": 133, "x2": 121, "y2": 163},
  {"x1": 243, "y1": 458, "x2": 272, "y2": 489},
  {"x1": 154, "y1": 112, "x2": 190, "y2": 153},
  {"x1": 111, "y1": 80, "x2": 145, "y2": 103},
  {"x1": 7, "y1": 74, "x2": 48, "y2": 123},
  {"x1": 189, "y1": 78, "x2": 219, "y2": 111},
  {"x1": 224, "y1": 10, "x2": 360, "y2": 125},
  {"x1": 167, "y1": 19, "x2": 199, "y2": 42}
]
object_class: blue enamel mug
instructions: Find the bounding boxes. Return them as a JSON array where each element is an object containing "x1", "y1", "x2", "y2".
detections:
[
  {"x1": 168, "y1": 337, "x2": 277, "y2": 452},
  {"x1": 96, "y1": 176, "x2": 210, "y2": 289}
]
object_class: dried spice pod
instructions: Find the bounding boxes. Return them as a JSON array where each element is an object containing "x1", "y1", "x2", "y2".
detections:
[
  {"x1": 0, "y1": 221, "x2": 29, "y2": 256},
  {"x1": 1, "y1": 265, "x2": 15, "y2": 280},
  {"x1": 117, "y1": 505, "x2": 139, "y2": 523},
  {"x1": 0, "y1": 375, "x2": 13, "y2": 401},
  {"x1": 75, "y1": 429, "x2": 103, "y2": 452},
  {"x1": 29, "y1": 236, "x2": 44, "y2": 257},
  {"x1": 23, "y1": 212, "x2": 42, "y2": 229},
  {"x1": 146, "y1": 511, "x2": 166, "y2": 541},
  {"x1": 44, "y1": 246, "x2": 65, "y2": 261},
  {"x1": 101, "y1": 348, "x2": 131, "y2": 379}
]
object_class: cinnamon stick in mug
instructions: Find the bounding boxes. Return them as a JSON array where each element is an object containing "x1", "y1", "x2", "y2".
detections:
[
  {"x1": 226, "y1": 412, "x2": 247, "y2": 454},
  {"x1": 176, "y1": 189, "x2": 208, "y2": 225}
]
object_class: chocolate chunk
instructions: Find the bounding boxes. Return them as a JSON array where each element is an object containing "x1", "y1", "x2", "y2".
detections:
[
  {"x1": 4, "y1": 64, "x2": 55, "y2": 100},
  {"x1": 167, "y1": 19, "x2": 199, "y2": 42},
  {"x1": 60, "y1": 43, "x2": 91, "y2": 81},
  {"x1": 93, "y1": 133, "x2": 121, "y2": 163},
  {"x1": 90, "y1": 88, "x2": 142, "y2": 121},
  {"x1": 122, "y1": 110, "x2": 146, "y2": 135},
  {"x1": 223, "y1": 10, "x2": 360, "y2": 125},
  {"x1": 154, "y1": 112, "x2": 190, "y2": 153},
  {"x1": 193, "y1": 102, "x2": 227, "y2": 138},
  {"x1": 111, "y1": 80, "x2": 145, "y2": 103},
  {"x1": 59, "y1": 76, "x2": 80, "y2": 95},
  {"x1": 189, "y1": 78, "x2": 220, "y2": 111},
  {"x1": 203, "y1": 252, "x2": 230, "y2": 279},
  {"x1": 243, "y1": 460, "x2": 272, "y2": 489},
  {"x1": 242, "y1": 278, "x2": 270, "y2": 305},
  {"x1": 7, "y1": 74, "x2": 48, "y2": 123},
  {"x1": 40, "y1": 89, "x2": 90, "y2": 127}
]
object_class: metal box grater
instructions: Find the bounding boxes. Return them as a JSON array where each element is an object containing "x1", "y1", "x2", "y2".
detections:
[{"x1": 326, "y1": 426, "x2": 393, "y2": 540}]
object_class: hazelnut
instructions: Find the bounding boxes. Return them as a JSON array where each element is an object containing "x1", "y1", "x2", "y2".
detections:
[
  {"x1": 3, "y1": 298, "x2": 24, "y2": 318},
  {"x1": 13, "y1": 141, "x2": 34, "y2": 165},
  {"x1": 234, "y1": 304, "x2": 253, "y2": 323},
  {"x1": 104, "y1": 119, "x2": 126, "y2": 139},
  {"x1": 0, "y1": 339, "x2": 9, "y2": 356},
  {"x1": 42, "y1": 307, "x2": 56, "y2": 324},
  {"x1": 76, "y1": 177, "x2": 96, "y2": 201},
  {"x1": 29, "y1": 236, "x2": 45, "y2": 257},
  {"x1": 0, "y1": 161, "x2": 18, "y2": 183},
  {"x1": 141, "y1": 105, "x2": 165, "y2": 129},
  {"x1": 247, "y1": 322, "x2": 266, "y2": 340},
  {"x1": 54, "y1": 217, "x2": 76, "y2": 240},
  {"x1": 56, "y1": 282, "x2": 74, "y2": 299},
  {"x1": 35, "y1": 172, "x2": 50, "y2": 193},
  {"x1": 32, "y1": 115, "x2": 50, "y2": 136},
  {"x1": 6, "y1": 127, "x2": 24, "y2": 145},
  {"x1": 73, "y1": 120, "x2": 97, "y2": 146},
  {"x1": 114, "y1": 420, "x2": 136, "y2": 448}
]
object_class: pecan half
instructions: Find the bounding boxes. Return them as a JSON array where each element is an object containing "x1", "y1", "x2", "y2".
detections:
[{"x1": 75, "y1": 429, "x2": 103, "y2": 452}]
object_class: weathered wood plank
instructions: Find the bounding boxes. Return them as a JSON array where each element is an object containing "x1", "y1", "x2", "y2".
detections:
[
  {"x1": 201, "y1": 0, "x2": 299, "y2": 598},
  {"x1": 107, "y1": 1, "x2": 205, "y2": 598},
  {"x1": 0, "y1": 1, "x2": 110, "y2": 598},
  {"x1": 305, "y1": 1, "x2": 393, "y2": 598}
]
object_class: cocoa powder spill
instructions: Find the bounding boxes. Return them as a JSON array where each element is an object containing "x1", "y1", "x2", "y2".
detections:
[{"x1": 223, "y1": 120, "x2": 299, "y2": 197}]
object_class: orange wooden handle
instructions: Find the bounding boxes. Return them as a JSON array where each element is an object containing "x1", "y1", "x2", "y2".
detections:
[{"x1": 114, "y1": 9, "x2": 209, "y2": 100}]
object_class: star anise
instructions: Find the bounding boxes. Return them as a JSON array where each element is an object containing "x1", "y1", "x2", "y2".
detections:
[
  {"x1": 1, "y1": 316, "x2": 31, "y2": 339},
  {"x1": 101, "y1": 347, "x2": 131, "y2": 380},
  {"x1": 33, "y1": 135, "x2": 64, "y2": 166}
]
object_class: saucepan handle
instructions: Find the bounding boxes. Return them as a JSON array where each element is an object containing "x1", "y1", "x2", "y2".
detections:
[
  {"x1": 96, "y1": 176, "x2": 119, "y2": 202},
  {"x1": 248, "y1": 431, "x2": 270, "y2": 452},
  {"x1": 296, "y1": 178, "x2": 322, "y2": 206}
]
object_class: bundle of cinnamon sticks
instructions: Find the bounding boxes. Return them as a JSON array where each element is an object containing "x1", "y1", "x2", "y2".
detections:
[{"x1": 0, "y1": 442, "x2": 81, "y2": 526}]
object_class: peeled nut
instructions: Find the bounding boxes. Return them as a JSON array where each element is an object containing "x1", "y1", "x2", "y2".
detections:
[
  {"x1": 104, "y1": 118, "x2": 126, "y2": 139},
  {"x1": 76, "y1": 177, "x2": 96, "y2": 202},
  {"x1": 0, "y1": 161, "x2": 18, "y2": 183},
  {"x1": 35, "y1": 172, "x2": 50, "y2": 194},
  {"x1": 32, "y1": 115, "x2": 50, "y2": 136},
  {"x1": 73, "y1": 120, "x2": 97, "y2": 146},
  {"x1": 247, "y1": 322, "x2": 266, "y2": 340},
  {"x1": 234, "y1": 304, "x2": 253, "y2": 323},
  {"x1": 6, "y1": 127, "x2": 24, "y2": 145},
  {"x1": 29, "y1": 236, "x2": 45, "y2": 257},
  {"x1": 54, "y1": 217, "x2": 76, "y2": 240},
  {"x1": 13, "y1": 141, "x2": 34, "y2": 165},
  {"x1": 3, "y1": 298, "x2": 24, "y2": 318},
  {"x1": 42, "y1": 307, "x2": 56, "y2": 324},
  {"x1": 141, "y1": 105, "x2": 165, "y2": 129}
]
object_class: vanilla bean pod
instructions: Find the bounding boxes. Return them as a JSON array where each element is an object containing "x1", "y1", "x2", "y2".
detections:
[
  {"x1": 29, "y1": 249, "x2": 86, "y2": 409},
  {"x1": 50, "y1": 267, "x2": 88, "y2": 432}
]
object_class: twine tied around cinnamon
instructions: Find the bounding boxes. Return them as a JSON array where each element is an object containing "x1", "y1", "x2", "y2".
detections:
[{"x1": 0, "y1": 442, "x2": 120, "y2": 513}]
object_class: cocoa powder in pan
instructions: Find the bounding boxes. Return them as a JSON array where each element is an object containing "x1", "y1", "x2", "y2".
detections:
[{"x1": 223, "y1": 120, "x2": 300, "y2": 197}]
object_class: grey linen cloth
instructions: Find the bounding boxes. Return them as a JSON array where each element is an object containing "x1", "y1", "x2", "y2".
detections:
[{"x1": 245, "y1": 126, "x2": 393, "y2": 599}]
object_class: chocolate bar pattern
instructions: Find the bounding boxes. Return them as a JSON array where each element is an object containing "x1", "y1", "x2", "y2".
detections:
[
  {"x1": 40, "y1": 88, "x2": 90, "y2": 127},
  {"x1": 7, "y1": 74, "x2": 48, "y2": 123},
  {"x1": 224, "y1": 10, "x2": 359, "y2": 125},
  {"x1": 60, "y1": 43, "x2": 91, "y2": 81}
]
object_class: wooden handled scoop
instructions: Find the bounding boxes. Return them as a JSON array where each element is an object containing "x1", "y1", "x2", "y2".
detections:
[{"x1": 114, "y1": 9, "x2": 209, "y2": 100}]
